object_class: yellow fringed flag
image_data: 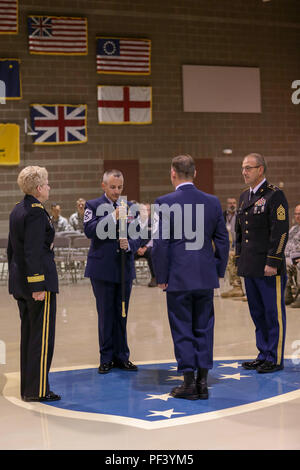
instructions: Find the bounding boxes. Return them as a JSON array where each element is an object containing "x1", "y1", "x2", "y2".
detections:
[{"x1": 0, "y1": 123, "x2": 20, "y2": 165}]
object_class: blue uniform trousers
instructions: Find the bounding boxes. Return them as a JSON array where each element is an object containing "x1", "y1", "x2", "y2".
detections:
[
  {"x1": 18, "y1": 292, "x2": 56, "y2": 398},
  {"x1": 244, "y1": 275, "x2": 287, "y2": 366},
  {"x1": 166, "y1": 289, "x2": 214, "y2": 372},
  {"x1": 90, "y1": 279, "x2": 132, "y2": 364}
]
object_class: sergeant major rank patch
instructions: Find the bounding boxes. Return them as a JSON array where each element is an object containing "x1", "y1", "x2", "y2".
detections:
[{"x1": 277, "y1": 205, "x2": 286, "y2": 221}]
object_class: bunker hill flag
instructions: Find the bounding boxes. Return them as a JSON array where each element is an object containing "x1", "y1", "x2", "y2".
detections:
[
  {"x1": 30, "y1": 104, "x2": 87, "y2": 145},
  {"x1": 0, "y1": 58, "x2": 21, "y2": 100},
  {"x1": 28, "y1": 16, "x2": 88, "y2": 55},
  {"x1": 0, "y1": 0, "x2": 18, "y2": 34},
  {"x1": 96, "y1": 37, "x2": 151, "y2": 75},
  {"x1": 97, "y1": 86, "x2": 152, "y2": 125}
]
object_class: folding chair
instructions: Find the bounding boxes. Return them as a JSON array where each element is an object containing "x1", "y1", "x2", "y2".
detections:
[
  {"x1": 0, "y1": 238, "x2": 8, "y2": 282},
  {"x1": 53, "y1": 236, "x2": 71, "y2": 281},
  {"x1": 68, "y1": 237, "x2": 90, "y2": 283}
]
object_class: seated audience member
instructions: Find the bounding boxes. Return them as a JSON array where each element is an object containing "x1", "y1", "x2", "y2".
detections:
[
  {"x1": 135, "y1": 202, "x2": 157, "y2": 287},
  {"x1": 285, "y1": 204, "x2": 300, "y2": 308},
  {"x1": 221, "y1": 197, "x2": 244, "y2": 298},
  {"x1": 50, "y1": 203, "x2": 72, "y2": 232},
  {"x1": 69, "y1": 198, "x2": 86, "y2": 233}
]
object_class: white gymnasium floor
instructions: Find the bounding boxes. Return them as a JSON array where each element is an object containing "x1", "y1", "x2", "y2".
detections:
[{"x1": 0, "y1": 275, "x2": 300, "y2": 451}]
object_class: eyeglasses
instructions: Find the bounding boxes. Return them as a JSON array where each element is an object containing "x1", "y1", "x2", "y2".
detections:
[{"x1": 241, "y1": 165, "x2": 261, "y2": 173}]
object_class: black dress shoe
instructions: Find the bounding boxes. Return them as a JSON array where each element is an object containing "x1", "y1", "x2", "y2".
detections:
[
  {"x1": 98, "y1": 361, "x2": 114, "y2": 374},
  {"x1": 257, "y1": 361, "x2": 284, "y2": 373},
  {"x1": 23, "y1": 391, "x2": 61, "y2": 402},
  {"x1": 242, "y1": 359, "x2": 265, "y2": 370},
  {"x1": 114, "y1": 360, "x2": 138, "y2": 371}
]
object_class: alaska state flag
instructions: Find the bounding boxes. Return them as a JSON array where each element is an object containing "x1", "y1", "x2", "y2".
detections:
[{"x1": 0, "y1": 59, "x2": 21, "y2": 100}]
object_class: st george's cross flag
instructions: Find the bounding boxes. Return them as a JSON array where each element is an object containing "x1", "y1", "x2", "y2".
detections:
[
  {"x1": 96, "y1": 37, "x2": 151, "y2": 75},
  {"x1": 30, "y1": 104, "x2": 87, "y2": 145},
  {"x1": 0, "y1": 0, "x2": 18, "y2": 34},
  {"x1": 97, "y1": 86, "x2": 152, "y2": 124},
  {"x1": 28, "y1": 16, "x2": 88, "y2": 55},
  {"x1": 0, "y1": 58, "x2": 21, "y2": 100}
]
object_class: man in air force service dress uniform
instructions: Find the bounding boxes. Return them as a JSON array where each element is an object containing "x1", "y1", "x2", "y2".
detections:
[{"x1": 152, "y1": 155, "x2": 229, "y2": 400}]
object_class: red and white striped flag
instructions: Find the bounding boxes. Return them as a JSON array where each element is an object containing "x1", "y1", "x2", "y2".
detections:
[
  {"x1": 98, "y1": 86, "x2": 152, "y2": 124},
  {"x1": 28, "y1": 16, "x2": 88, "y2": 55},
  {"x1": 97, "y1": 37, "x2": 151, "y2": 75},
  {"x1": 0, "y1": 0, "x2": 18, "y2": 34}
]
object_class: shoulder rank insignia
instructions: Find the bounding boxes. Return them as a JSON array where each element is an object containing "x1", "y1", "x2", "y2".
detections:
[
  {"x1": 277, "y1": 204, "x2": 286, "y2": 221},
  {"x1": 268, "y1": 184, "x2": 279, "y2": 191},
  {"x1": 31, "y1": 203, "x2": 44, "y2": 209}
]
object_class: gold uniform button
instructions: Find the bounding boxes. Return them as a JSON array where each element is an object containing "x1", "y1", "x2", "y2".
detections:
[
  {"x1": 245, "y1": 221, "x2": 248, "y2": 225},
  {"x1": 245, "y1": 230, "x2": 249, "y2": 234},
  {"x1": 246, "y1": 239, "x2": 249, "y2": 243}
]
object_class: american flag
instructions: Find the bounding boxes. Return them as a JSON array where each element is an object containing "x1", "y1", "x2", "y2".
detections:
[
  {"x1": 30, "y1": 104, "x2": 87, "y2": 145},
  {"x1": 0, "y1": 0, "x2": 18, "y2": 34},
  {"x1": 98, "y1": 86, "x2": 152, "y2": 125},
  {"x1": 28, "y1": 16, "x2": 88, "y2": 55},
  {"x1": 96, "y1": 37, "x2": 151, "y2": 75}
]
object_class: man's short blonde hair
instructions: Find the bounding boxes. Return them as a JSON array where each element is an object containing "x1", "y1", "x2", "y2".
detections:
[{"x1": 17, "y1": 166, "x2": 48, "y2": 195}]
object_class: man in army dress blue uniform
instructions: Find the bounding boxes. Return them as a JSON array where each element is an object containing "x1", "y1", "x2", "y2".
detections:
[{"x1": 236, "y1": 153, "x2": 289, "y2": 373}]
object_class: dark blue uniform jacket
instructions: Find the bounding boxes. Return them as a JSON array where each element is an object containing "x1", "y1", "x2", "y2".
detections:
[{"x1": 7, "y1": 194, "x2": 58, "y2": 299}]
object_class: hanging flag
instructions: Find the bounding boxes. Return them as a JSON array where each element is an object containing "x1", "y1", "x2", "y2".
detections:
[
  {"x1": 97, "y1": 86, "x2": 152, "y2": 125},
  {"x1": 0, "y1": 0, "x2": 18, "y2": 34},
  {"x1": 0, "y1": 59, "x2": 21, "y2": 100},
  {"x1": 96, "y1": 37, "x2": 151, "y2": 75},
  {"x1": 0, "y1": 123, "x2": 20, "y2": 165},
  {"x1": 30, "y1": 104, "x2": 88, "y2": 145},
  {"x1": 28, "y1": 16, "x2": 88, "y2": 55}
]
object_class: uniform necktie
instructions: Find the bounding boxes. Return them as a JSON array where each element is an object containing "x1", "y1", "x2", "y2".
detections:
[{"x1": 249, "y1": 190, "x2": 255, "y2": 201}]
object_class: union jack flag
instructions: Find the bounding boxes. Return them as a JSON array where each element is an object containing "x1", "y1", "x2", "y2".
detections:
[
  {"x1": 28, "y1": 16, "x2": 88, "y2": 55},
  {"x1": 30, "y1": 104, "x2": 87, "y2": 145}
]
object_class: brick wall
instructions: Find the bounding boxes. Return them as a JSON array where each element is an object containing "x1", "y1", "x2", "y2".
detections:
[{"x1": 0, "y1": 0, "x2": 300, "y2": 235}]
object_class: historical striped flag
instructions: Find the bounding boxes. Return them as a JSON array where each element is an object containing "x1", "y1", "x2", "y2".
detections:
[
  {"x1": 30, "y1": 104, "x2": 88, "y2": 145},
  {"x1": 97, "y1": 86, "x2": 152, "y2": 124},
  {"x1": 0, "y1": 0, "x2": 18, "y2": 34},
  {"x1": 96, "y1": 37, "x2": 151, "y2": 75},
  {"x1": 0, "y1": 58, "x2": 21, "y2": 100},
  {"x1": 28, "y1": 16, "x2": 88, "y2": 55}
]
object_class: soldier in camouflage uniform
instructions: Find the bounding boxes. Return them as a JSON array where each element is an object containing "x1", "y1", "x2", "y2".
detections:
[
  {"x1": 50, "y1": 203, "x2": 72, "y2": 232},
  {"x1": 221, "y1": 198, "x2": 245, "y2": 298},
  {"x1": 69, "y1": 198, "x2": 86, "y2": 233},
  {"x1": 284, "y1": 204, "x2": 300, "y2": 308}
]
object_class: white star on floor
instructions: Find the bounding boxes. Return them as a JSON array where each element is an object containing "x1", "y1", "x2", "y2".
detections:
[
  {"x1": 218, "y1": 362, "x2": 241, "y2": 369},
  {"x1": 166, "y1": 375, "x2": 184, "y2": 381},
  {"x1": 146, "y1": 409, "x2": 186, "y2": 419},
  {"x1": 145, "y1": 393, "x2": 173, "y2": 401},
  {"x1": 219, "y1": 373, "x2": 250, "y2": 380}
]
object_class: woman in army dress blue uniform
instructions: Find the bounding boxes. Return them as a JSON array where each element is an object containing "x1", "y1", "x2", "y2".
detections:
[{"x1": 7, "y1": 166, "x2": 60, "y2": 401}]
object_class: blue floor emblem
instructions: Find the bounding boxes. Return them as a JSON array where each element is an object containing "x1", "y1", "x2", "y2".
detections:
[{"x1": 44, "y1": 359, "x2": 300, "y2": 429}]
